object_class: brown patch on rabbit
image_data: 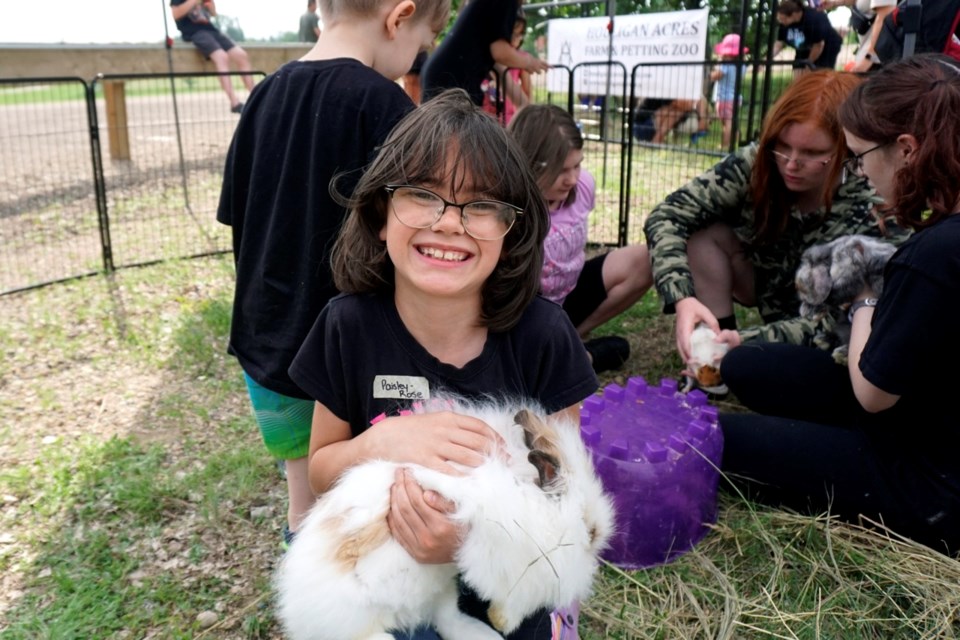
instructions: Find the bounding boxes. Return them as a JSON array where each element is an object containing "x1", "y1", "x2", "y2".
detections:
[
  {"x1": 515, "y1": 409, "x2": 565, "y2": 488},
  {"x1": 333, "y1": 513, "x2": 391, "y2": 570},
  {"x1": 695, "y1": 364, "x2": 724, "y2": 388},
  {"x1": 488, "y1": 603, "x2": 509, "y2": 633}
]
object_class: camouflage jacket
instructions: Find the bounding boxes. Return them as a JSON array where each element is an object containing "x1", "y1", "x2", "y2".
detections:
[{"x1": 644, "y1": 144, "x2": 911, "y2": 347}]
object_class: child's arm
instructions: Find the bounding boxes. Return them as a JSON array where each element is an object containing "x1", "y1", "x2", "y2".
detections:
[
  {"x1": 307, "y1": 402, "x2": 506, "y2": 494},
  {"x1": 171, "y1": 0, "x2": 204, "y2": 20},
  {"x1": 495, "y1": 64, "x2": 529, "y2": 110},
  {"x1": 491, "y1": 39, "x2": 550, "y2": 74}
]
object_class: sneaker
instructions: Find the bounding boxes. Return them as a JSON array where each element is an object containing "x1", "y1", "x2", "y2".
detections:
[
  {"x1": 690, "y1": 130, "x2": 708, "y2": 145},
  {"x1": 678, "y1": 374, "x2": 729, "y2": 399},
  {"x1": 584, "y1": 336, "x2": 630, "y2": 374},
  {"x1": 281, "y1": 524, "x2": 296, "y2": 551},
  {"x1": 550, "y1": 602, "x2": 580, "y2": 639},
  {"x1": 230, "y1": 102, "x2": 245, "y2": 114}
]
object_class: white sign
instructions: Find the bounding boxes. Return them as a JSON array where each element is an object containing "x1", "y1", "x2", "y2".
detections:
[{"x1": 547, "y1": 10, "x2": 709, "y2": 100}]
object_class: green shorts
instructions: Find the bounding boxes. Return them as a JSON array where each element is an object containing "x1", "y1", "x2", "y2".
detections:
[{"x1": 243, "y1": 373, "x2": 313, "y2": 460}]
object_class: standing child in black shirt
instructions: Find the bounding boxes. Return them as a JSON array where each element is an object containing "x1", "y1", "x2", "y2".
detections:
[{"x1": 217, "y1": 0, "x2": 449, "y2": 549}]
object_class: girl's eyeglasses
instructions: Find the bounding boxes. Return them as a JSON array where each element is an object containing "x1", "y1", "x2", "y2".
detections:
[
  {"x1": 769, "y1": 148, "x2": 832, "y2": 169},
  {"x1": 842, "y1": 143, "x2": 887, "y2": 183},
  {"x1": 384, "y1": 185, "x2": 522, "y2": 241}
]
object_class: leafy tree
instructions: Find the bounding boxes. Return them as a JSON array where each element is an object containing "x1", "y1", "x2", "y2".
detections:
[{"x1": 213, "y1": 14, "x2": 245, "y2": 42}]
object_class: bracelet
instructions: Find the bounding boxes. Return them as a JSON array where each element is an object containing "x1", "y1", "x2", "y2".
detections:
[{"x1": 848, "y1": 297, "x2": 878, "y2": 323}]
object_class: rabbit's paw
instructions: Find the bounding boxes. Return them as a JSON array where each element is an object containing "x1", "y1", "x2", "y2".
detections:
[
  {"x1": 831, "y1": 344, "x2": 849, "y2": 366},
  {"x1": 488, "y1": 603, "x2": 508, "y2": 634}
]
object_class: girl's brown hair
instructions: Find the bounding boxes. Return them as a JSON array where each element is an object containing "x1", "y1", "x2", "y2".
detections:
[
  {"x1": 839, "y1": 54, "x2": 960, "y2": 230},
  {"x1": 507, "y1": 104, "x2": 583, "y2": 208},
  {"x1": 330, "y1": 88, "x2": 550, "y2": 332},
  {"x1": 751, "y1": 70, "x2": 863, "y2": 245}
]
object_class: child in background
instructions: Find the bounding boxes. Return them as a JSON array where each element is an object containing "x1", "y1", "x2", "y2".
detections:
[
  {"x1": 217, "y1": 0, "x2": 448, "y2": 548},
  {"x1": 288, "y1": 89, "x2": 598, "y2": 639},
  {"x1": 711, "y1": 33, "x2": 748, "y2": 150},
  {"x1": 482, "y1": 11, "x2": 532, "y2": 123},
  {"x1": 509, "y1": 104, "x2": 651, "y2": 373}
]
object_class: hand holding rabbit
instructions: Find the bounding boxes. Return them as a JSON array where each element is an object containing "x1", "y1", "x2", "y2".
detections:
[
  {"x1": 363, "y1": 410, "x2": 506, "y2": 476},
  {"x1": 388, "y1": 468, "x2": 460, "y2": 564},
  {"x1": 675, "y1": 296, "x2": 721, "y2": 362},
  {"x1": 276, "y1": 397, "x2": 614, "y2": 640}
]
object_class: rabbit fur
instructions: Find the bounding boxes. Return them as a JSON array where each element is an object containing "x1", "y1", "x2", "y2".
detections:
[
  {"x1": 795, "y1": 234, "x2": 896, "y2": 362},
  {"x1": 684, "y1": 324, "x2": 730, "y2": 395},
  {"x1": 274, "y1": 396, "x2": 615, "y2": 640}
]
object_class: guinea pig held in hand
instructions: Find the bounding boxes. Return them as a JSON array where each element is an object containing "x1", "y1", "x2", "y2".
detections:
[{"x1": 275, "y1": 396, "x2": 615, "y2": 640}]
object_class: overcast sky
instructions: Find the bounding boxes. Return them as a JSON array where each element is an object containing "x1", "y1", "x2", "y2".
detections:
[
  {"x1": 0, "y1": 2, "x2": 850, "y2": 46},
  {"x1": 1, "y1": 0, "x2": 308, "y2": 44}
]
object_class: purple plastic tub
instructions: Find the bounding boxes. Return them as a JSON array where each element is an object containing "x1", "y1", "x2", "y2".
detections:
[{"x1": 580, "y1": 377, "x2": 724, "y2": 569}]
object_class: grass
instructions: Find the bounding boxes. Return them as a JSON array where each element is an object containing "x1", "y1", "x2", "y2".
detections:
[
  {"x1": 3, "y1": 264, "x2": 960, "y2": 639},
  {"x1": 0, "y1": 78, "x2": 236, "y2": 106}
]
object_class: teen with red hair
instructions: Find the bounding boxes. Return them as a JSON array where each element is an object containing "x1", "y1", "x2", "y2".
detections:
[
  {"x1": 644, "y1": 70, "x2": 910, "y2": 370},
  {"x1": 718, "y1": 55, "x2": 960, "y2": 555}
]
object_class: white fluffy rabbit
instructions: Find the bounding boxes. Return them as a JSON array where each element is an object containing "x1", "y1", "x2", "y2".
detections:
[
  {"x1": 275, "y1": 396, "x2": 615, "y2": 640},
  {"x1": 683, "y1": 323, "x2": 730, "y2": 395}
]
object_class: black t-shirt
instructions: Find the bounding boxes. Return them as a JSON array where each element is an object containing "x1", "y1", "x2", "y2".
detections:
[
  {"x1": 289, "y1": 292, "x2": 599, "y2": 434},
  {"x1": 861, "y1": 215, "x2": 960, "y2": 440},
  {"x1": 288, "y1": 291, "x2": 598, "y2": 639},
  {"x1": 217, "y1": 59, "x2": 414, "y2": 398},
  {"x1": 857, "y1": 215, "x2": 960, "y2": 536},
  {"x1": 420, "y1": 0, "x2": 519, "y2": 105},
  {"x1": 777, "y1": 8, "x2": 842, "y2": 68},
  {"x1": 170, "y1": 0, "x2": 218, "y2": 37}
]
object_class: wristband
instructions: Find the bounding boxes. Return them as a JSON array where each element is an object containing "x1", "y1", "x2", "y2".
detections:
[{"x1": 847, "y1": 297, "x2": 878, "y2": 323}]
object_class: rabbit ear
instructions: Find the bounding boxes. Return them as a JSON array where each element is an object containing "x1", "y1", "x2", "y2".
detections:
[
  {"x1": 528, "y1": 449, "x2": 560, "y2": 488},
  {"x1": 514, "y1": 409, "x2": 564, "y2": 490}
]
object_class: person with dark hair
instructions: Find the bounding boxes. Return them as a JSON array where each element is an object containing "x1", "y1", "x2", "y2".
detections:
[
  {"x1": 820, "y1": 0, "x2": 896, "y2": 73},
  {"x1": 289, "y1": 89, "x2": 597, "y2": 639},
  {"x1": 632, "y1": 97, "x2": 710, "y2": 145},
  {"x1": 509, "y1": 104, "x2": 650, "y2": 373},
  {"x1": 420, "y1": 0, "x2": 549, "y2": 105},
  {"x1": 217, "y1": 0, "x2": 450, "y2": 551},
  {"x1": 773, "y1": 0, "x2": 843, "y2": 70},
  {"x1": 717, "y1": 54, "x2": 960, "y2": 556},
  {"x1": 643, "y1": 70, "x2": 909, "y2": 373},
  {"x1": 481, "y1": 12, "x2": 532, "y2": 123},
  {"x1": 169, "y1": 0, "x2": 256, "y2": 112},
  {"x1": 298, "y1": 0, "x2": 321, "y2": 43}
]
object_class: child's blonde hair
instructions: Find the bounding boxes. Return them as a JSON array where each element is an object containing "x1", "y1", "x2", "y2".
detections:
[{"x1": 319, "y1": 0, "x2": 450, "y2": 31}]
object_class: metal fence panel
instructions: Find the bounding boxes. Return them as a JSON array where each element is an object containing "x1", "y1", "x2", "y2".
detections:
[
  {"x1": 2, "y1": 60, "x2": 805, "y2": 295},
  {"x1": 0, "y1": 78, "x2": 103, "y2": 293},
  {"x1": 92, "y1": 73, "x2": 263, "y2": 272}
]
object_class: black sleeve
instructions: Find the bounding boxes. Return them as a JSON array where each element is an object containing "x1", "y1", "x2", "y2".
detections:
[{"x1": 806, "y1": 11, "x2": 831, "y2": 44}]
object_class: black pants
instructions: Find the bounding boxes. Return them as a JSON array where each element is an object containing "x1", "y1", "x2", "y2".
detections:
[{"x1": 717, "y1": 342, "x2": 959, "y2": 555}]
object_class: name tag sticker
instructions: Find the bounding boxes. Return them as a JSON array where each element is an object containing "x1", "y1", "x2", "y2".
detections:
[{"x1": 373, "y1": 375, "x2": 431, "y2": 400}]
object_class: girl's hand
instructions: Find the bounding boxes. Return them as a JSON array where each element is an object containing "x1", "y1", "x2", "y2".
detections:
[
  {"x1": 674, "y1": 297, "x2": 720, "y2": 362},
  {"x1": 365, "y1": 411, "x2": 505, "y2": 476},
  {"x1": 387, "y1": 468, "x2": 461, "y2": 564},
  {"x1": 527, "y1": 57, "x2": 551, "y2": 74},
  {"x1": 715, "y1": 329, "x2": 742, "y2": 350}
]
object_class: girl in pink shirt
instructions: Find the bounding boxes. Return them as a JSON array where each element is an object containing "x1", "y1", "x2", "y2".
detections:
[{"x1": 509, "y1": 104, "x2": 652, "y2": 373}]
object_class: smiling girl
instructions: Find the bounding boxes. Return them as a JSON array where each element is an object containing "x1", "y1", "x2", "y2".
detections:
[{"x1": 288, "y1": 89, "x2": 597, "y2": 639}]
